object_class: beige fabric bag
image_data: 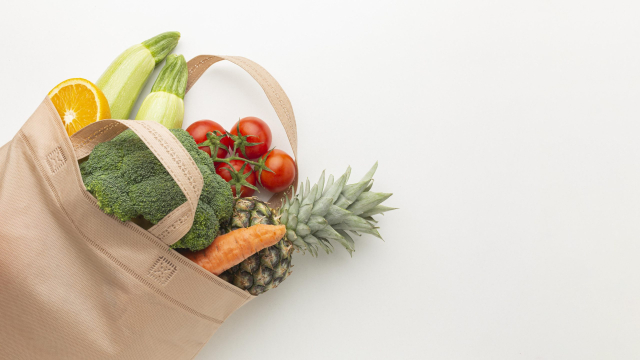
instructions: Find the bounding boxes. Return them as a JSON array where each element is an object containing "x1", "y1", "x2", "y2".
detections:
[{"x1": 0, "y1": 55, "x2": 297, "y2": 359}]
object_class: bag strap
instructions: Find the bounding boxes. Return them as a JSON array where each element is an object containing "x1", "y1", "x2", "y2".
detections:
[
  {"x1": 186, "y1": 55, "x2": 298, "y2": 207},
  {"x1": 70, "y1": 119, "x2": 204, "y2": 246}
]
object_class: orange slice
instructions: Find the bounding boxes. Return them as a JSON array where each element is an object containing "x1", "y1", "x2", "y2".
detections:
[{"x1": 48, "y1": 78, "x2": 111, "y2": 136}]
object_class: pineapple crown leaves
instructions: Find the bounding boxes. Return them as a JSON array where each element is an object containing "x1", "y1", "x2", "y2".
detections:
[
  {"x1": 279, "y1": 162, "x2": 396, "y2": 257},
  {"x1": 196, "y1": 128, "x2": 274, "y2": 193}
]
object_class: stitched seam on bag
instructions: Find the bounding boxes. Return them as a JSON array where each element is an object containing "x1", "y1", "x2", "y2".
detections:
[
  {"x1": 232, "y1": 57, "x2": 297, "y2": 152},
  {"x1": 148, "y1": 256, "x2": 178, "y2": 285},
  {"x1": 157, "y1": 214, "x2": 189, "y2": 240},
  {"x1": 78, "y1": 189, "x2": 252, "y2": 299},
  {"x1": 138, "y1": 121, "x2": 198, "y2": 195},
  {"x1": 86, "y1": 239, "x2": 222, "y2": 324},
  {"x1": 46, "y1": 146, "x2": 67, "y2": 173},
  {"x1": 19, "y1": 131, "x2": 227, "y2": 323},
  {"x1": 188, "y1": 57, "x2": 216, "y2": 75},
  {"x1": 136, "y1": 122, "x2": 199, "y2": 242},
  {"x1": 232, "y1": 57, "x2": 294, "y2": 124},
  {"x1": 77, "y1": 120, "x2": 200, "y2": 242},
  {"x1": 73, "y1": 122, "x2": 120, "y2": 152}
]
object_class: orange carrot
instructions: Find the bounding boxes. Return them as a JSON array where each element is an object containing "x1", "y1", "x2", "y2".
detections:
[{"x1": 185, "y1": 224, "x2": 286, "y2": 275}]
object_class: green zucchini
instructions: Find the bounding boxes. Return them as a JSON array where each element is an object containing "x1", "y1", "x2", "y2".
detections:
[
  {"x1": 96, "y1": 31, "x2": 180, "y2": 119},
  {"x1": 135, "y1": 54, "x2": 188, "y2": 129}
]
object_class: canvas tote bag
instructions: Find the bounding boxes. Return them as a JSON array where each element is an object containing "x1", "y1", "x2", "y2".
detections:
[{"x1": 0, "y1": 55, "x2": 297, "y2": 359}]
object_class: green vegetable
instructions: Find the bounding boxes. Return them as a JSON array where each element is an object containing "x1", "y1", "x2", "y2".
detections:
[
  {"x1": 135, "y1": 54, "x2": 187, "y2": 129},
  {"x1": 80, "y1": 129, "x2": 234, "y2": 251},
  {"x1": 96, "y1": 31, "x2": 180, "y2": 119}
]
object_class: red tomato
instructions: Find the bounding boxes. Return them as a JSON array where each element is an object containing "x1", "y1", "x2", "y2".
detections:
[
  {"x1": 230, "y1": 117, "x2": 272, "y2": 159},
  {"x1": 185, "y1": 120, "x2": 233, "y2": 158},
  {"x1": 259, "y1": 149, "x2": 296, "y2": 193},
  {"x1": 216, "y1": 160, "x2": 257, "y2": 197}
]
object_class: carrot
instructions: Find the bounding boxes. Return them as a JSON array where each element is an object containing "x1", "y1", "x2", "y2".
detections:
[{"x1": 185, "y1": 224, "x2": 286, "y2": 275}]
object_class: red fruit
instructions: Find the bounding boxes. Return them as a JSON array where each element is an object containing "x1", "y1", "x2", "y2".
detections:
[
  {"x1": 186, "y1": 120, "x2": 233, "y2": 158},
  {"x1": 230, "y1": 117, "x2": 272, "y2": 159},
  {"x1": 216, "y1": 160, "x2": 257, "y2": 197},
  {"x1": 259, "y1": 149, "x2": 296, "y2": 193},
  {"x1": 200, "y1": 146, "x2": 212, "y2": 157}
]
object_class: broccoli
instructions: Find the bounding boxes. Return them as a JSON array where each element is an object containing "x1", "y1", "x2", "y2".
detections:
[{"x1": 80, "y1": 129, "x2": 234, "y2": 251}]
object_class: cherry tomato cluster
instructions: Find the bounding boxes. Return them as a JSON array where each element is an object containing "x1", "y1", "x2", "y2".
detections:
[{"x1": 186, "y1": 117, "x2": 296, "y2": 197}]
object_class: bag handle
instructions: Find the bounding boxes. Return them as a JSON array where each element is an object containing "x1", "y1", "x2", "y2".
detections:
[
  {"x1": 186, "y1": 55, "x2": 298, "y2": 207},
  {"x1": 70, "y1": 119, "x2": 204, "y2": 246}
]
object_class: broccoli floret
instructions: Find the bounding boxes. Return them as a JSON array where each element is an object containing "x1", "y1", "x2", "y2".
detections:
[{"x1": 80, "y1": 128, "x2": 234, "y2": 251}]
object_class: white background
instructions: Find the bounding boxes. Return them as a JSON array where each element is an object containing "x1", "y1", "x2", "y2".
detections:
[{"x1": 2, "y1": 1, "x2": 640, "y2": 359}]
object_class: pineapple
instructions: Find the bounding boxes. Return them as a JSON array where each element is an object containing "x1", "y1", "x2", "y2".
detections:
[
  {"x1": 219, "y1": 163, "x2": 394, "y2": 295},
  {"x1": 218, "y1": 199, "x2": 294, "y2": 294}
]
